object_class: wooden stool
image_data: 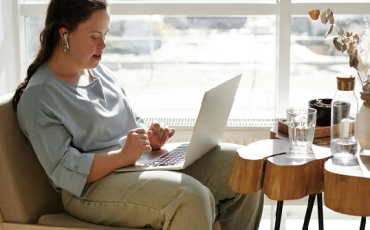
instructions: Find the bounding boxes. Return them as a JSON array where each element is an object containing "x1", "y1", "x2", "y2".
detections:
[
  {"x1": 228, "y1": 139, "x2": 331, "y2": 230},
  {"x1": 324, "y1": 149, "x2": 370, "y2": 230}
]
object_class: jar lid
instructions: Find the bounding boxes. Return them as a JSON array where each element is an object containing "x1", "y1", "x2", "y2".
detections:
[{"x1": 337, "y1": 75, "x2": 355, "y2": 91}]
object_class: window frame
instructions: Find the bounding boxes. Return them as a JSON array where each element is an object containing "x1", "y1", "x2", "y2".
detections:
[{"x1": 16, "y1": 0, "x2": 370, "y2": 120}]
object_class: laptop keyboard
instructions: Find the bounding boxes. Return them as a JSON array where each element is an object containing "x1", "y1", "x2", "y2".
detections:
[{"x1": 147, "y1": 143, "x2": 189, "y2": 167}]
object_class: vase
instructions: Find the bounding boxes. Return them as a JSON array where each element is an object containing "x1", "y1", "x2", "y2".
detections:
[
  {"x1": 330, "y1": 76, "x2": 358, "y2": 159},
  {"x1": 358, "y1": 92, "x2": 370, "y2": 150}
]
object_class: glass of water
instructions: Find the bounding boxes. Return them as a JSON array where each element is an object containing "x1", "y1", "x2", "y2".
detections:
[{"x1": 286, "y1": 108, "x2": 317, "y2": 151}]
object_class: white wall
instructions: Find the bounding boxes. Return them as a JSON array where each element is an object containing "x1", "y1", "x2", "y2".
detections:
[{"x1": 0, "y1": 0, "x2": 19, "y2": 96}]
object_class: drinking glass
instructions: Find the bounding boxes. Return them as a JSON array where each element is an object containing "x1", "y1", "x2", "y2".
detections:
[{"x1": 286, "y1": 107, "x2": 317, "y2": 151}]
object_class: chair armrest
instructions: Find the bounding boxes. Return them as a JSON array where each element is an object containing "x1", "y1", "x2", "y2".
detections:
[{"x1": 0, "y1": 207, "x2": 4, "y2": 230}]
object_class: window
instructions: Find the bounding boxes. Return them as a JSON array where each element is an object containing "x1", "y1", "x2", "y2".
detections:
[
  {"x1": 16, "y1": 1, "x2": 370, "y2": 124},
  {"x1": 25, "y1": 14, "x2": 277, "y2": 119},
  {"x1": 290, "y1": 15, "x2": 369, "y2": 108}
]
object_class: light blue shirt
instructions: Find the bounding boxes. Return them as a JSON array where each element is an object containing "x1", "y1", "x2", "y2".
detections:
[{"x1": 17, "y1": 63, "x2": 145, "y2": 197}]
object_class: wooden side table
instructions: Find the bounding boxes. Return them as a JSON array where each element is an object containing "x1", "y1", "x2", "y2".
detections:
[
  {"x1": 324, "y1": 149, "x2": 370, "y2": 230},
  {"x1": 269, "y1": 126, "x2": 331, "y2": 229},
  {"x1": 228, "y1": 139, "x2": 331, "y2": 230}
]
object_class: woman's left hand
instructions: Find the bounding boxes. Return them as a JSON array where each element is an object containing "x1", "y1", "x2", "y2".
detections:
[{"x1": 147, "y1": 122, "x2": 176, "y2": 150}]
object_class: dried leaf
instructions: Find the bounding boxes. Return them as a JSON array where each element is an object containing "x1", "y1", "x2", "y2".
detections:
[
  {"x1": 348, "y1": 42, "x2": 355, "y2": 53},
  {"x1": 328, "y1": 11, "x2": 334, "y2": 24},
  {"x1": 320, "y1": 12, "x2": 328, "y2": 24},
  {"x1": 338, "y1": 23, "x2": 344, "y2": 36},
  {"x1": 354, "y1": 34, "x2": 360, "y2": 44},
  {"x1": 349, "y1": 49, "x2": 359, "y2": 69},
  {"x1": 343, "y1": 38, "x2": 349, "y2": 44},
  {"x1": 341, "y1": 43, "x2": 347, "y2": 52},
  {"x1": 320, "y1": 9, "x2": 333, "y2": 24},
  {"x1": 325, "y1": 24, "x2": 334, "y2": 38},
  {"x1": 333, "y1": 38, "x2": 342, "y2": 52},
  {"x1": 346, "y1": 31, "x2": 353, "y2": 37},
  {"x1": 309, "y1": 9, "x2": 320, "y2": 20}
]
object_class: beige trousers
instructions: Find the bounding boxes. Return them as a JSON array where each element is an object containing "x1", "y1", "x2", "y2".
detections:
[{"x1": 62, "y1": 143, "x2": 264, "y2": 230}]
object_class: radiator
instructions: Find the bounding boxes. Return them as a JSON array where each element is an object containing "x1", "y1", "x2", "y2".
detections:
[
  {"x1": 168, "y1": 133, "x2": 269, "y2": 146},
  {"x1": 143, "y1": 117, "x2": 274, "y2": 145}
]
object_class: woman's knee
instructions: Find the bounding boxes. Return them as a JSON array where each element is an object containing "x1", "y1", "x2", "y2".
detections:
[
  {"x1": 177, "y1": 174, "x2": 215, "y2": 205},
  {"x1": 163, "y1": 174, "x2": 215, "y2": 227}
]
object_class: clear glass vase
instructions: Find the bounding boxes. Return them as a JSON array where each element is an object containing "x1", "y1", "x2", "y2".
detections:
[{"x1": 330, "y1": 76, "x2": 359, "y2": 159}]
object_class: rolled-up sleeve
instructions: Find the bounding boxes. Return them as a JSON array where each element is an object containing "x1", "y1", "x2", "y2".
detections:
[{"x1": 31, "y1": 120, "x2": 95, "y2": 198}]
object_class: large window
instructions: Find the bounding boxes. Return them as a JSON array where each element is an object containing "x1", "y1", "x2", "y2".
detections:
[
  {"x1": 16, "y1": 1, "x2": 370, "y2": 124},
  {"x1": 290, "y1": 14, "x2": 368, "y2": 108},
  {"x1": 26, "y1": 14, "x2": 277, "y2": 119}
]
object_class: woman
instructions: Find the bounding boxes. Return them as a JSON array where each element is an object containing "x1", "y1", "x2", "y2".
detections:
[{"x1": 12, "y1": 0, "x2": 264, "y2": 229}]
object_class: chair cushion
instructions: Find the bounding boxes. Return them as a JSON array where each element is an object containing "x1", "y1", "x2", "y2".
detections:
[
  {"x1": 0, "y1": 93, "x2": 64, "y2": 224},
  {"x1": 38, "y1": 212, "x2": 155, "y2": 229}
]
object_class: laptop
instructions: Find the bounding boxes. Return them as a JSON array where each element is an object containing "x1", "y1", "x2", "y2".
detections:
[{"x1": 114, "y1": 74, "x2": 242, "y2": 172}]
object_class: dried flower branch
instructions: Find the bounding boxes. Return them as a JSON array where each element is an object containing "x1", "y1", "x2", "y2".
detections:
[
  {"x1": 309, "y1": 9, "x2": 365, "y2": 87},
  {"x1": 315, "y1": 99, "x2": 331, "y2": 107}
]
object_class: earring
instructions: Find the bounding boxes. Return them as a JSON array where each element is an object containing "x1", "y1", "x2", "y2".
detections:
[{"x1": 63, "y1": 33, "x2": 69, "y2": 52}]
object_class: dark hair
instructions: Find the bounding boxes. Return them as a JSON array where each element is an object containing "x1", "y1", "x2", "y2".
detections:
[{"x1": 12, "y1": 0, "x2": 107, "y2": 111}]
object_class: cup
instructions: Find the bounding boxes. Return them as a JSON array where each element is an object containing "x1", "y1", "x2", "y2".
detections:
[{"x1": 286, "y1": 107, "x2": 317, "y2": 151}]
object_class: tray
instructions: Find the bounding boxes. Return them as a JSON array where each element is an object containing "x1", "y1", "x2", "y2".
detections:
[{"x1": 278, "y1": 120, "x2": 330, "y2": 138}]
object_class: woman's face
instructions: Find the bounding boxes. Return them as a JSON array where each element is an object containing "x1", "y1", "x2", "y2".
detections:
[{"x1": 67, "y1": 9, "x2": 110, "y2": 70}]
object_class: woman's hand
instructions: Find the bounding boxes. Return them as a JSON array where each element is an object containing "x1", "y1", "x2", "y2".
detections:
[
  {"x1": 147, "y1": 122, "x2": 176, "y2": 150},
  {"x1": 87, "y1": 128, "x2": 151, "y2": 183},
  {"x1": 120, "y1": 128, "x2": 151, "y2": 166}
]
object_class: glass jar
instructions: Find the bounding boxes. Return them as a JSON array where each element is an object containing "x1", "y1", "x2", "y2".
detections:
[{"x1": 330, "y1": 75, "x2": 359, "y2": 159}]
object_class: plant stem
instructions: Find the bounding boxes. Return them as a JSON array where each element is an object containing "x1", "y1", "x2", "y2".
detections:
[
  {"x1": 334, "y1": 25, "x2": 339, "y2": 33},
  {"x1": 357, "y1": 72, "x2": 365, "y2": 87}
]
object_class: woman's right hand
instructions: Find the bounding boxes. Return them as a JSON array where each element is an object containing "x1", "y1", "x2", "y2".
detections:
[
  {"x1": 120, "y1": 128, "x2": 152, "y2": 167},
  {"x1": 87, "y1": 128, "x2": 151, "y2": 183}
]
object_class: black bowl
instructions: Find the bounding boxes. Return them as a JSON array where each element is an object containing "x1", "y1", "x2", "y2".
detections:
[{"x1": 308, "y1": 99, "x2": 332, "y2": 127}]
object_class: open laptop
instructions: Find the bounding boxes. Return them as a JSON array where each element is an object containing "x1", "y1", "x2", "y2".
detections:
[{"x1": 114, "y1": 74, "x2": 242, "y2": 172}]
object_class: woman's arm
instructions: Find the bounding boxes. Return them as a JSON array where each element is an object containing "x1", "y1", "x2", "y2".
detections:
[{"x1": 86, "y1": 128, "x2": 151, "y2": 183}]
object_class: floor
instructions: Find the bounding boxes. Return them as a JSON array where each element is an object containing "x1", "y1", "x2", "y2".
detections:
[{"x1": 260, "y1": 204, "x2": 370, "y2": 230}]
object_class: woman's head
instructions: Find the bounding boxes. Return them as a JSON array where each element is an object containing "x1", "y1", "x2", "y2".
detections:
[
  {"x1": 56, "y1": 2, "x2": 110, "y2": 70},
  {"x1": 12, "y1": 0, "x2": 108, "y2": 111}
]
